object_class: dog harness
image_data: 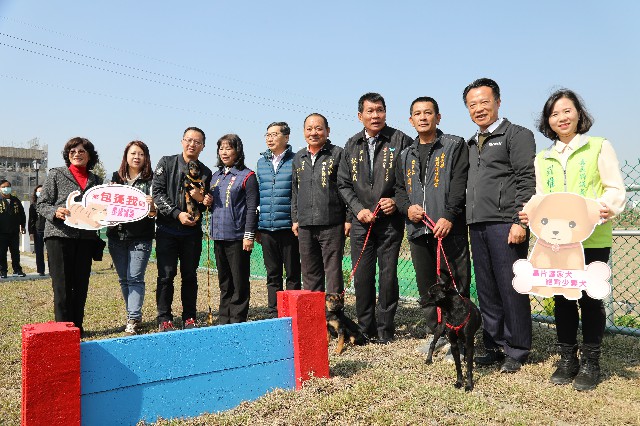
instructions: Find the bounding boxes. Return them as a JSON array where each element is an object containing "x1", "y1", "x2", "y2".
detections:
[{"x1": 437, "y1": 298, "x2": 472, "y2": 334}]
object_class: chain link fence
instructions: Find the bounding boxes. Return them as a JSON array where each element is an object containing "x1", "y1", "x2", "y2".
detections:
[{"x1": 196, "y1": 159, "x2": 639, "y2": 336}]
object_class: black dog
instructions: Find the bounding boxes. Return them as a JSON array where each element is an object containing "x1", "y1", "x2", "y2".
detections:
[
  {"x1": 423, "y1": 281, "x2": 481, "y2": 391},
  {"x1": 183, "y1": 160, "x2": 205, "y2": 222},
  {"x1": 325, "y1": 293, "x2": 366, "y2": 354}
]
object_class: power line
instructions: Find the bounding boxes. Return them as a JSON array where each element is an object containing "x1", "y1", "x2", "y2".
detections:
[
  {"x1": 0, "y1": 73, "x2": 264, "y2": 124},
  {"x1": 0, "y1": 16, "x2": 349, "y2": 110},
  {"x1": 0, "y1": 32, "x2": 351, "y2": 119}
]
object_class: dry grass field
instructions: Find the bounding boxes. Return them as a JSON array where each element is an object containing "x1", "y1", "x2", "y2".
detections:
[{"x1": 1, "y1": 254, "x2": 639, "y2": 425}]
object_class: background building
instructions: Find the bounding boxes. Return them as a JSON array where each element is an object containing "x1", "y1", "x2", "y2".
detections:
[{"x1": 0, "y1": 138, "x2": 48, "y2": 200}]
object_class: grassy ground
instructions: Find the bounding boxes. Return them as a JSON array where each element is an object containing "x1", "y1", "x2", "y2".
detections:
[{"x1": 1, "y1": 254, "x2": 639, "y2": 425}]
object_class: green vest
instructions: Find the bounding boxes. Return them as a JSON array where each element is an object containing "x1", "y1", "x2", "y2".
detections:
[{"x1": 537, "y1": 136, "x2": 611, "y2": 248}]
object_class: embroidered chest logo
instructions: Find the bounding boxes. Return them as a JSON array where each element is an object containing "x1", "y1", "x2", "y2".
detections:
[
  {"x1": 407, "y1": 159, "x2": 417, "y2": 194},
  {"x1": 545, "y1": 164, "x2": 555, "y2": 190},
  {"x1": 578, "y1": 159, "x2": 587, "y2": 197},
  {"x1": 295, "y1": 161, "x2": 305, "y2": 189},
  {"x1": 321, "y1": 158, "x2": 335, "y2": 188},
  {"x1": 382, "y1": 147, "x2": 395, "y2": 182},
  {"x1": 225, "y1": 176, "x2": 236, "y2": 207},
  {"x1": 433, "y1": 152, "x2": 446, "y2": 188}
]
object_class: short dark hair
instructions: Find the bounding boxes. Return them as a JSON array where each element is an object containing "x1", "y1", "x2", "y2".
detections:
[
  {"x1": 410, "y1": 97, "x2": 440, "y2": 115},
  {"x1": 358, "y1": 93, "x2": 386, "y2": 113},
  {"x1": 537, "y1": 89, "x2": 594, "y2": 141},
  {"x1": 304, "y1": 113, "x2": 329, "y2": 129},
  {"x1": 62, "y1": 137, "x2": 99, "y2": 170},
  {"x1": 0, "y1": 179, "x2": 10, "y2": 186},
  {"x1": 267, "y1": 122, "x2": 290, "y2": 136},
  {"x1": 118, "y1": 140, "x2": 153, "y2": 181},
  {"x1": 183, "y1": 126, "x2": 206, "y2": 146},
  {"x1": 462, "y1": 78, "x2": 501, "y2": 104},
  {"x1": 216, "y1": 134, "x2": 246, "y2": 169},
  {"x1": 32, "y1": 185, "x2": 43, "y2": 203}
]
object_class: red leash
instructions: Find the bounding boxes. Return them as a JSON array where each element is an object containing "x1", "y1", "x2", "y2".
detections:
[
  {"x1": 343, "y1": 203, "x2": 381, "y2": 295},
  {"x1": 422, "y1": 213, "x2": 470, "y2": 333}
]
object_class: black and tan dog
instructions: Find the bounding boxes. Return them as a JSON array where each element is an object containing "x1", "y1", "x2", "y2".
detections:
[
  {"x1": 424, "y1": 280, "x2": 481, "y2": 391},
  {"x1": 325, "y1": 293, "x2": 366, "y2": 354},
  {"x1": 183, "y1": 160, "x2": 205, "y2": 222}
]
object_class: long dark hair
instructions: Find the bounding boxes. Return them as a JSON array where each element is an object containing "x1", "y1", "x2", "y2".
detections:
[
  {"x1": 537, "y1": 89, "x2": 594, "y2": 140},
  {"x1": 216, "y1": 134, "x2": 246, "y2": 169},
  {"x1": 31, "y1": 185, "x2": 43, "y2": 203},
  {"x1": 62, "y1": 137, "x2": 99, "y2": 170},
  {"x1": 117, "y1": 140, "x2": 153, "y2": 181}
]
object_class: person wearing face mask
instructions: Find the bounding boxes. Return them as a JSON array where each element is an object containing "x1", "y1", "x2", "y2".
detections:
[
  {"x1": 0, "y1": 179, "x2": 26, "y2": 278},
  {"x1": 28, "y1": 185, "x2": 46, "y2": 276}
]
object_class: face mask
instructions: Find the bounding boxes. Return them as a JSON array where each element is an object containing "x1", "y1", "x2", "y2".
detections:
[
  {"x1": 36, "y1": 191, "x2": 41, "y2": 197},
  {"x1": 1, "y1": 187, "x2": 11, "y2": 195}
]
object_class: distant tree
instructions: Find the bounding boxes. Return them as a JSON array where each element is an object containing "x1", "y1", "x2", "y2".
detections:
[{"x1": 92, "y1": 160, "x2": 106, "y2": 180}]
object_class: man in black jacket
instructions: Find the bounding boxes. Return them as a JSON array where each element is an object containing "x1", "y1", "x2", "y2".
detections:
[
  {"x1": 0, "y1": 180, "x2": 26, "y2": 278},
  {"x1": 153, "y1": 127, "x2": 212, "y2": 331},
  {"x1": 395, "y1": 97, "x2": 470, "y2": 352},
  {"x1": 462, "y1": 78, "x2": 536, "y2": 373},
  {"x1": 338, "y1": 93, "x2": 412, "y2": 344},
  {"x1": 292, "y1": 113, "x2": 349, "y2": 295}
]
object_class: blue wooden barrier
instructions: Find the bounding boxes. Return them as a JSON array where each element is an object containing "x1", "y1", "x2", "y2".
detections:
[{"x1": 80, "y1": 318, "x2": 295, "y2": 425}]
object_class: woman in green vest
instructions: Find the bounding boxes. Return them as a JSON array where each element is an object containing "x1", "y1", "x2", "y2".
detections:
[{"x1": 521, "y1": 89, "x2": 626, "y2": 391}]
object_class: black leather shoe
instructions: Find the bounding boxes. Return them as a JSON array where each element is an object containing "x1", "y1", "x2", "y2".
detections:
[
  {"x1": 15, "y1": 271, "x2": 26, "y2": 277},
  {"x1": 0, "y1": 273, "x2": 7, "y2": 279},
  {"x1": 500, "y1": 356, "x2": 523, "y2": 373},
  {"x1": 375, "y1": 336, "x2": 394, "y2": 345},
  {"x1": 474, "y1": 350, "x2": 505, "y2": 366}
]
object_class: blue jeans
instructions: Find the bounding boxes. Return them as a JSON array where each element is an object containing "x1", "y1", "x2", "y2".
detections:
[{"x1": 108, "y1": 239, "x2": 152, "y2": 321}]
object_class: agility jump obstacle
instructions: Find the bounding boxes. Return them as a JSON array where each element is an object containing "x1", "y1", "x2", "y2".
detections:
[{"x1": 22, "y1": 290, "x2": 328, "y2": 425}]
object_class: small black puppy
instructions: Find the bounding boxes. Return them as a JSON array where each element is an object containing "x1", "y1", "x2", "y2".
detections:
[
  {"x1": 325, "y1": 293, "x2": 366, "y2": 354},
  {"x1": 183, "y1": 160, "x2": 205, "y2": 222},
  {"x1": 424, "y1": 280, "x2": 481, "y2": 391}
]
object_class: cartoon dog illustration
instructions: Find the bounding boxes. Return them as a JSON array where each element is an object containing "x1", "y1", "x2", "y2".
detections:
[{"x1": 520, "y1": 192, "x2": 602, "y2": 299}]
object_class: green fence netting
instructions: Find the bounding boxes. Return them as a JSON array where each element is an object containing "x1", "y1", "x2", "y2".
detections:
[{"x1": 126, "y1": 159, "x2": 638, "y2": 336}]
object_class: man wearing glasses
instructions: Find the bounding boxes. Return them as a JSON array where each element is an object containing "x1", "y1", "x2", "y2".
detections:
[
  {"x1": 256, "y1": 122, "x2": 301, "y2": 317},
  {"x1": 153, "y1": 126, "x2": 213, "y2": 332}
]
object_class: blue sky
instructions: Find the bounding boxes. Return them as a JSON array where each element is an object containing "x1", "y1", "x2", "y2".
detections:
[{"x1": 1, "y1": 1, "x2": 638, "y2": 174}]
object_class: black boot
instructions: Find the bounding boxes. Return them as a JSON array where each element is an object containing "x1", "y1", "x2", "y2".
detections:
[
  {"x1": 550, "y1": 343, "x2": 579, "y2": 385},
  {"x1": 573, "y1": 344, "x2": 601, "y2": 391}
]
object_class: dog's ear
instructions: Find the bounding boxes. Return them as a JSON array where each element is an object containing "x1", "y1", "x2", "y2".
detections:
[{"x1": 523, "y1": 194, "x2": 545, "y2": 220}]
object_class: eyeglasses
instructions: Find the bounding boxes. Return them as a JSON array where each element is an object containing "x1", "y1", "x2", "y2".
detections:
[
  {"x1": 264, "y1": 132, "x2": 282, "y2": 139},
  {"x1": 183, "y1": 137, "x2": 203, "y2": 146},
  {"x1": 69, "y1": 149, "x2": 87, "y2": 155}
]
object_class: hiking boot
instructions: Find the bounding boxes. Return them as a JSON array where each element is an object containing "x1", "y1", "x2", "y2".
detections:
[
  {"x1": 158, "y1": 321, "x2": 174, "y2": 332},
  {"x1": 183, "y1": 318, "x2": 197, "y2": 330},
  {"x1": 573, "y1": 344, "x2": 601, "y2": 391},
  {"x1": 550, "y1": 343, "x2": 579, "y2": 385},
  {"x1": 124, "y1": 319, "x2": 140, "y2": 336},
  {"x1": 474, "y1": 350, "x2": 505, "y2": 366}
]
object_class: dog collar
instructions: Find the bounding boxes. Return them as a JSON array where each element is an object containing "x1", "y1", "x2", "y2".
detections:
[{"x1": 537, "y1": 239, "x2": 582, "y2": 253}]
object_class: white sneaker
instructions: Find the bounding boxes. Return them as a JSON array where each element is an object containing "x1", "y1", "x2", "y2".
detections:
[
  {"x1": 416, "y1": 335, "x2": 449, "y2": 354},
  {"x1": 124, "y1": 319, "x2": 139, "y2": 336}
]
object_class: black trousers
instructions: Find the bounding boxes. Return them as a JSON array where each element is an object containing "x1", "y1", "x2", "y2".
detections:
[
  {"x1": 350, "y1": 215, "x2": 403, "y2": 340},
  {"x1": 34, "y1": 231, "x2": 46, "y2": 274},
  {"x1": 555, "y1": 247, "x2": 609, "y2": 347},
  {"x1": 155, "y1": 230, "x2": 202, "y2": 324},
  {"x1": 297, "y1": 224, "x2": 345, "y2": 294},
  {"x1": 260, "y1": 229, "x2": 301, "y2": 316},
  {"x1": 46, "y1": 237, "x2": 94, "y2": 332},
  {"x1": 410, "y1": 232, "x2": 471, "y2": 334},
  {"x1": 469, "y1": 222, "x2": 532, "y2": 362},
  {"x1": 214, "y1": 239, "x2": 251, "y2": 324},
  {"x1": 0, "y1": 231, "x2": 23, "y2": 274}
]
